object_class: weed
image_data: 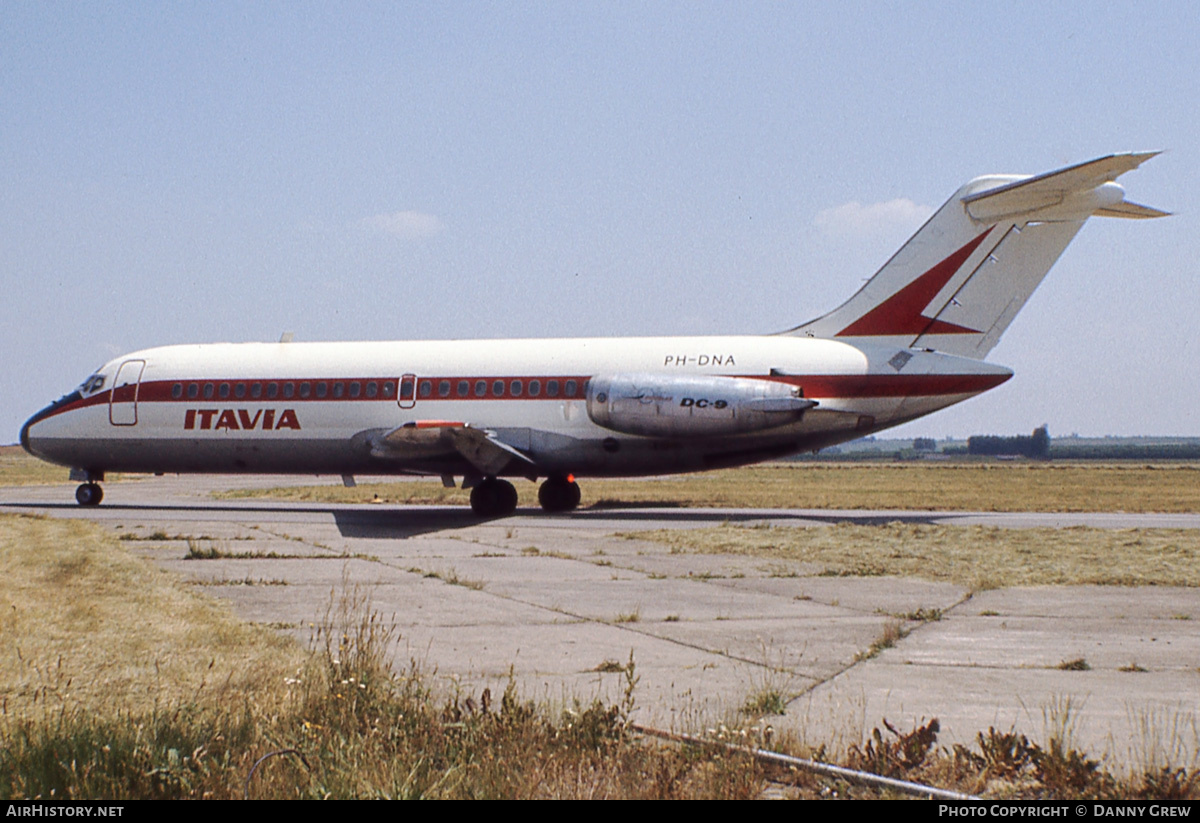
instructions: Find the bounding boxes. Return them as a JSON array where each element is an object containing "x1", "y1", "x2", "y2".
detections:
[
  {"x1": 742, "y1": 688, "x2": 788, "y2": 716},
  {"x1": 899, "y1": 607, "x2": 943, "y2": 622},
  {"x1": 849, "y1": 718, "x2": 941, "y2": 778},
  {"x1": 520, "y1": 547, "x2": 540, "y2": 556},
  {"x1": 1137, "y1": 768, "x2": 1200, "y2": 800},
  {"x1": 1057, "y1": 658, "x2": 1091, "y2": 671},
  {"x1": 184, "y1": 538, "x2": 222, "y2": 559},
  {"x1": 614, "y1": 610, "x2": 641, "y2": 624},
  {"x1": 191, "y1": 577, "x2": 289, "y2": 587},
  {"x1": 441, "y1": 568, "x2": 485, "y2": 591},
  {"x1": 664, "y1": 615, "x2": 680, "y2": 622},
  {"x1": 593, "y1": 659, "x2": 625, "y2": 673},
  {"x1": 1119, "y1": 662, "x2": 1149, "y2": 673},
  {"x1": 856, "y1": 620, "x2": 905, "y2": 662},
  {"x1": 979, "y1": 609, "x2": 1001, "y2": 616}
]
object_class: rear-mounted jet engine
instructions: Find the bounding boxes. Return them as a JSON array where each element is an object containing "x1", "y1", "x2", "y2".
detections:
[{"x1": 586, "y1": 374, "x2": 816, "y2": 438}]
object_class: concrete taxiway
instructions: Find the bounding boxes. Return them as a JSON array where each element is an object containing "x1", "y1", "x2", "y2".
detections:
[{"x1": 4, "y1": 475, "x2": 1197, "y2": 769}]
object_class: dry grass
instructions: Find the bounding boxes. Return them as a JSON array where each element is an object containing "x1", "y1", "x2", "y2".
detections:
[
  {"x1": 626, "y1": 523, "x2": 1200, "y2": 588},
  {"x1": 0, "y1": 446, "x2": 75, "y2": 486},
  {"x1": 0, "y1": 512, "x2": 1196, "y2": 798},
  {"x1": 0, "y1": 512, "x2": 302, "y2": 720},
  {"x1": 0, "y1": 446, "x2": 142, "y2": 487},
  {"x1": 211, "y1": 462, "x2": 1200, "y2": 513}
]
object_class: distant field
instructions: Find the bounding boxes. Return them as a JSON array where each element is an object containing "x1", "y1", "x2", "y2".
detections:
[
  {"x1": 214, "y1": 462, "x2": 1200, "y2": 513},
  {"x1": 0, "y1": 445, "x2": 144, "y2": 487},
  {"x1": 628, "y1": 522, "x2": 1200, "y2": 589},
  {"x1": 0, "y1": 446, "x2": 73, "y2": 486}
]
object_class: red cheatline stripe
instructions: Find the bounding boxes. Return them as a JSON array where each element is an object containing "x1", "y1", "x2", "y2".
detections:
[
  {"x1": 30, "y1": 371, "x2": 1010, "y2": 424},
  {"x1": 762, "y1": 372, "x2": 1011, "y2": 397}
]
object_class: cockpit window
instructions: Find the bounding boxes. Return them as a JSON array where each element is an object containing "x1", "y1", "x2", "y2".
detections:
[{"x1": 79, "y1": 374, "x2": 106, "y2": 394}]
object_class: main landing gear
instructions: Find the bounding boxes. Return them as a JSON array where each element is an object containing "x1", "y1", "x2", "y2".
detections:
[
  {"x1": 538, "y1": 475, "x2": 581, "y2": 513},
  {"x1": 469, "y1": 477, "x2": 519, "y2": 518},
  {"x1": 467, "y1": 475, "x2": 583, "y2": 518},
  {"x1": 75, "y1": 482, "x2": 103, "y2": 506}
]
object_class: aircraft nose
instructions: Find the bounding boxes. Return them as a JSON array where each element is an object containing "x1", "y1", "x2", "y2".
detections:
[{"x1": 20, "y1": 391, "x2": 82, "y2": 459}]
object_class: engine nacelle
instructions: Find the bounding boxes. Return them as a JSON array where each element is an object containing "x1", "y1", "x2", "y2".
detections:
[{"x1": 586, "y1": 373, "x2": 816, "y2": 438}]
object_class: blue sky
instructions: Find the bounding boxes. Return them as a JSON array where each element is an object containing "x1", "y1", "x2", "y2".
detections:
[{"x1": 3, "y1": 2, "x2": 1197, "y2": 443}]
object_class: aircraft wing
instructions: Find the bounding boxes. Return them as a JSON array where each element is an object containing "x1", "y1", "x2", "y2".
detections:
[{"x1": 371, "y1": 420, "x2": 535, "y2": 476}]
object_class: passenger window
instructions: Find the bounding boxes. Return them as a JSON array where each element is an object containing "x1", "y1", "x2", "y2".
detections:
[
  {"x1": 349, "y1": 382, "x2": 361, "y2": 398},
  {"x1": 547, "y1": 380, "x2": 560, "y2": 398},
  {"x1": 529, "y1": 380, "x2": 541, "y2": 397},
  {"x1": 299, "y1": 382, "x2": 311, "y2": 398},
  {"x1": 283, "y1": 383, "x2": 295, "y2": 399},
  {"x1": 267, "y1": 382, "x2": 279, "y2": 399},
  {"x1": 492, "y1": 380, "x2": 504, "y2": 396},
  {"x1": 187, "y1": 383, "x2": 199, "y2": 399},
  {"x1": 250, "y1": 383, "x2": 263, "y2": 399},
  {"x1": 439, "y1": 380, "x2": 451, "y2": 398},
  {"x1": 474, "y1": 380, "x2": 486, "y2": 397},
  {"x1": 366, "y1": 382, "x2": 378, "y2": 398},
  {"x1": 218, "y1": 383, "x2": 230, "y2": 399},
  {"x1": 565, "y1": 380, "x2": 577, "y2": 397},
  {"x1": 235, "y1": 383, "x2": 246, "y2": 399},
  {"x1": 203, "y1": 383, "x2": 214, "y2": 399},
  {"x1": 457, "y1": 380, "x2": 469, "y2": 397},
  {"x1": 382, "y1": 381, "x2": 395, "y2": 398},
  {"x1": 332, "y1": 383, "x2": 344, "y2": 398},
  {"x1": 510, "y1": 380, "x2": 523, "y2": 397},
  {"x1": 419, "y1": 380, "x2": 432, "y2": 398},
  {"x1": 315, "y1": 382, "x2": 328, "y2": 398},
  {"x1": 172, "y1": 383, "x2": 183, "y2": 399}
]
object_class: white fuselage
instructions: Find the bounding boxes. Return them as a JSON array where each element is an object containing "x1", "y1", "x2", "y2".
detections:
[{"x1": 22, "y1": 335, "x2": 1011, "y2": 480}]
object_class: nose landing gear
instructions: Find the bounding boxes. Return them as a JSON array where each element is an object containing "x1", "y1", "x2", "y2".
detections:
[{"x1": 75, "y1": 482, "x2": 103, "y2": 506}]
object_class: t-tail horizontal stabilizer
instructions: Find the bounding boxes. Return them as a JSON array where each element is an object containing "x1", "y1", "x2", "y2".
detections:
[{"x1": 788, "y1": 152, "x2": 1167, "y2": 359}]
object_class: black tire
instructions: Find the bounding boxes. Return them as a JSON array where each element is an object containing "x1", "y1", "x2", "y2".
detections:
[
  {"x1": 495, "y1": 479, "x2": 518, "y2": 514},
  {"x1": 538, "y1": 477, "x2": 581, "y2": 512},
  {"x1": 470, "y1": 478, "x2": 518, "y2": 518},
  {"x1": 75, "y1": 483, "x2": 103, "y2": 506}
]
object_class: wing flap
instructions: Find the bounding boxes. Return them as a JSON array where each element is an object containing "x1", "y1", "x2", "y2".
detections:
[{"x1": 371, "y1": 420, "x2": 534, "y2": 476}]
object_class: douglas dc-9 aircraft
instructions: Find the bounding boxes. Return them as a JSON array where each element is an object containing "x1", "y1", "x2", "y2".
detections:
[{"x1": 22, "y1": 153, "x2": 1166, "y2": 517}]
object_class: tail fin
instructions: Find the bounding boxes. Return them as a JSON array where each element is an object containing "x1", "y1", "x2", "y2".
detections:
[{"x1": 787, "y1": 152, "x2": 1167, "y2": 359}]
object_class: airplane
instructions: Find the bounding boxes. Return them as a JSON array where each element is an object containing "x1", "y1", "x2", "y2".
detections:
[{"x1": 21, "y1": 152, "x2": 1166, "y2": 517}]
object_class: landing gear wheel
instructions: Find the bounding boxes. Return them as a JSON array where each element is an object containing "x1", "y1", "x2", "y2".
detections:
[
  {"x1": 538, "y1": 476, "x2": 581, "y2": 512},
  {"x1": 469, "y1": 478, "x2": 518, "y2": 518},
  {"x1": 75, "y1": 483, "x2": 103, "y2": 507}
]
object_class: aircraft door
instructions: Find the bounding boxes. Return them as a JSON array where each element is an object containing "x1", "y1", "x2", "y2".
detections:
[
  {"x1": 109, "y1": 359, "x2": 146, "y2": 426},
  {"x1": 398, "y1": 373, "x2": 416, "y2": 410}
]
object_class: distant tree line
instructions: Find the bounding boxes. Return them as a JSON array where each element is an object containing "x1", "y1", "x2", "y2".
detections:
[
  {"x1": 967, "y1": 426, "x2": 1050, "y2": 458},
  {"x1": 1049, "y1": 442, "x2": 1200, "y2": 460}
]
